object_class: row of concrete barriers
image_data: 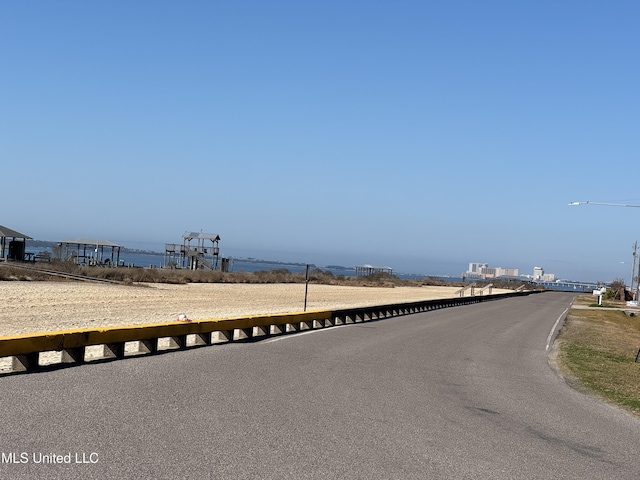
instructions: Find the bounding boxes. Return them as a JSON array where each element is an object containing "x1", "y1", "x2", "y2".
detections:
[{"x1": 0, "y1": 291, "x2": 539, "y2": 373}]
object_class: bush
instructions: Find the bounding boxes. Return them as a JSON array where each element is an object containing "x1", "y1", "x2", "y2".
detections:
[{"x1": 606, "y1": 278, "x2": 626, "y2": 300}]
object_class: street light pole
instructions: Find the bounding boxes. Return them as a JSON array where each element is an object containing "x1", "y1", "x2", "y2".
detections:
[{"x1": 571, "y1": 200, "x2": 640, "y2": 301}]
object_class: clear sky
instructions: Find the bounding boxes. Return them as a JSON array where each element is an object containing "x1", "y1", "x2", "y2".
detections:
[{"x1": 2, "y1": 1, "x2": 639, "y2": 282}]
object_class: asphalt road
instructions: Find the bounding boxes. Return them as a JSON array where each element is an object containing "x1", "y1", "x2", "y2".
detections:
[{"x1": 1, "y1": 292, "x2": 638, "y2": 479}]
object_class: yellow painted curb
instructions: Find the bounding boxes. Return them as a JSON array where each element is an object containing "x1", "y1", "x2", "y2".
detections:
[
  {"x1": 0, "y1": 333, "x2": 64, "y2": 357},
  {"x1": 0, "y1": 309, "x2": 334, "y2": 356}
]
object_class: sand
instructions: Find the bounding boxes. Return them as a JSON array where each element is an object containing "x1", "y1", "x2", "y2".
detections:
[{"x1": 0, "y1": 281, "x2": 513, "y2": 336}]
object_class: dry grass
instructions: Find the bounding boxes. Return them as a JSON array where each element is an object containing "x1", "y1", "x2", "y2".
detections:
[
  {"x1": 0, "y1": 260, "x2": 535, "y2": 292},
  {"x1": 571, "y1": 294, "x2": 628, "y2": 309},
  {"x1": 0, "y1": 261, "x2": 458, "y2": 288},
  {"x1": 557, "y1": 297, "x2": 640, "y2": 416}
]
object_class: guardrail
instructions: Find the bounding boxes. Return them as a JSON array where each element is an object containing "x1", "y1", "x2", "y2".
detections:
[{"x1": 0, "y1": 291, "x2": 538, "y2": 373}]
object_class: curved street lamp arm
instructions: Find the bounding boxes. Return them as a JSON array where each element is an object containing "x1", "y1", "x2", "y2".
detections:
[{"x1": 569, "y1": 201, "x2": 640, "y2": 208}]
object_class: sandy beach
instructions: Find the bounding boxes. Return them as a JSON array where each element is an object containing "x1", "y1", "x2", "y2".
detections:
[{"x1": 0, "y1": 281, "x2": 513, "y2": 336}]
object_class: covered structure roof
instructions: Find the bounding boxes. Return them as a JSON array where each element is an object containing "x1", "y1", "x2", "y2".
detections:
[
  {"x1": 182, "y1": 231, "x2": 220, "y2": 242},
  {"x1": 0, "y1": 225, "x2": 32, "y2": 260},
  {"x1": 59, "y1": 238, "x2": 123, "y2": 248},
  {"x1": 0, "y1": 225, "x2": 32, "y2": 239}
]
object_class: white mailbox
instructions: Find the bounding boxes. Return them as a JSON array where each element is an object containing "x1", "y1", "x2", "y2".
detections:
[{"x1": 592, "y1": 287, "x2": 607, "y2": 305}]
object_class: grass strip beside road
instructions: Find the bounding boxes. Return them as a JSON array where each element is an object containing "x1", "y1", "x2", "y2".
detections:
[{"x1": 557, "y1": 297, "x2": 640, "y2": 417}]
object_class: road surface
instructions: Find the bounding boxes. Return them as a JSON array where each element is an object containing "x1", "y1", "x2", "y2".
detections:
[{"x1": 0, "y1": 292, "x2": 638, "y2": 479}]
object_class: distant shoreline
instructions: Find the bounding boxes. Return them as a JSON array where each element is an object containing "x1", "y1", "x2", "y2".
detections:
[{"x1": 26, "y1": 240, "x2": 339, "y2": 270}]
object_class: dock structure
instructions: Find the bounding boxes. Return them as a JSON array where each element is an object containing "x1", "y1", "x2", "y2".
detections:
[
  {"x1": 58, "y1": 238, "x2": 123, "y2": 266},
  {"x1": 355, "y1": 264, "x2": 393, "y2": 277},
  {"x1": 163, "y1": 243, "x2": 184, "y2": 268},
  {"x1": 0, "y1": 225, "x2": 32, "y2": 261},
  {"x1": 165, "y1": 231, "x2": 220, "y2": 270}
]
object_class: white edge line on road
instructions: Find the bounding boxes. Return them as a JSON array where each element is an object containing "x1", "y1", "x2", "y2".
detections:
[
  {"x1": 546, "y1": 307, "x2": 569, "y2": 351},
  {"x1": 263, "y1": 324, "x2": 350, "y2": 344}
]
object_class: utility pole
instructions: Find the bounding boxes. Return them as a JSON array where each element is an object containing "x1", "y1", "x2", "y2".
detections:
[
  {"x1": 636, "y1": 251, "x2": 640, "y2": 303},
  {"x1": 632, "y1": 242, "x2": 638, "y2": 301}
]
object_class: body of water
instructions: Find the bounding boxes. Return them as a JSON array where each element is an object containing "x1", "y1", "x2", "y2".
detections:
[
  {"x1": 25, "y1": 246, "x2": 442, "y2": 280},
  {"x1": 31, "y1": 246, "x2": 593, "y2": 286}
]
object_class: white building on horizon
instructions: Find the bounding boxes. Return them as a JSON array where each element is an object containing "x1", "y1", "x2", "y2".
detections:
[
  {"x1": 464, "y1": 262, "x2": 519, "y2": 279},
  {"x1": 531, "y1": 266, "x2": 555, "y2": 282},
  {"x1": 468, "y1": 262, "x2": 488, "y2": 274},
  {"x1": 533, "y1": 266, "x2": 544, "y2": 280},
  {"x1": 465, "y1": 263, "x2": 556, "y2": 282}
]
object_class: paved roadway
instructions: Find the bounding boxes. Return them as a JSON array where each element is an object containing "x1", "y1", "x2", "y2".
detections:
[{"x1": 1, "y1": 292, "x2": 639, "y2": 479}]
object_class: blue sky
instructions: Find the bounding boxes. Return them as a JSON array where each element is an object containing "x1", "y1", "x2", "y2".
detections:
[{"x1": 2, "y1": 1, "x2": 639, "y2": 282}]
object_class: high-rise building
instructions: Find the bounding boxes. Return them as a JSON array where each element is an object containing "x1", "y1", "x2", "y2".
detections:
[
  {"x1": 495, "y1": 267, "x2": 519, "y2": 277},
  {"x1": 533, "y1": 266, "x2": 544, "y2": 280},
  {"x1": 468, "y1": 262, "x2": 488, "y2": 273}
]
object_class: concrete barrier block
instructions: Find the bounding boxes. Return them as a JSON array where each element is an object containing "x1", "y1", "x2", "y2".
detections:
[
  {"x1": 103, "y1": 342, "x2": 125, "y2": 359},
  {"x1": 253, "y1": 326, "x2": 270, "y2": 337},
  {"x1": 313, "y1": 319, "x2": 325, "y2": 328},
  {"x1": 168, "y1": 335, "x2": 187, "y2": 349},
  {"x1": 193, "y1": 333, "x2": 212, "y2": 346},
  {"x1": 212, "y1": 330, "x2": 234, "y2": 343},
  {"x1": 286, "y1": 323, "x2": 301, "y2": 332},
  {"x1": 271, "y1": 324, "x2": 286, "y2": 334},
  {"x1": 61, "y1": 347, "x2": 85, "y2": 363},
  {"x1": 12, "y1": 353, "x2": 39, "y2": 372},
  {"x1": 138, "y1": 339, "x2": 158, "y2": 353},
  {"x1": 235, "y1": 328, "x2": 253, "y2": 340}
]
